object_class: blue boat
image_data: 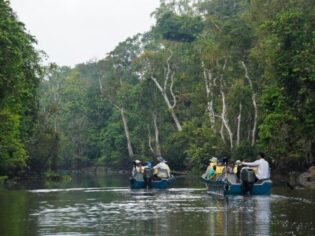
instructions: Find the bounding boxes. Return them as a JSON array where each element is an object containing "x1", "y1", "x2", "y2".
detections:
[
  {"x1": 201, "y1": 167, "x2": 272, "y2": 196},
  {"x1": 130, "y1": 173, "x2": 174, "y2": 189}
]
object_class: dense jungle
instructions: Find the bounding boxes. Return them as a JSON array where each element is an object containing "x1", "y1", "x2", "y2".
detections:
[{"x1": 1, "y1": 0, "x2": 314, "y2": 182}]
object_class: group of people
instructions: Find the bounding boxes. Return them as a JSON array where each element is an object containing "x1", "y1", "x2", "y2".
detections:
[
  {"x1": 204, "y1": 152, "x2": 270, "y2": 182},
  {"x1": 132, "y1": 156, "x2": 171, "y2": 180}
]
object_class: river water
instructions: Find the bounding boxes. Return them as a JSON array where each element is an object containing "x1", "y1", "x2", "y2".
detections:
[{"x1": 0, "y1": 174, "x2": 314, "y2": 236}]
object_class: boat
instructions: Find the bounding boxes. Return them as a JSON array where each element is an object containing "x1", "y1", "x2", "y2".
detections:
[
  {"x1": 130, "y1": 172, "x2": 174, "y2": 189},
  {"x1": 130, "y1": 176, "x2": 174, "y2": 189},
  {"x1": 201, "y1": 167, "x2": 272, "y2": 196}
]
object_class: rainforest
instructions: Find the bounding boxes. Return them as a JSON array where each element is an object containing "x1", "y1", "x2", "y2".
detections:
[{"x1": 0, "y1": 0, "x2": 314, "y2": 180}]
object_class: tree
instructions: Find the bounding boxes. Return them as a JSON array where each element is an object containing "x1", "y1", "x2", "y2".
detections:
[{"x1": 0, "y1": 0, "x2": 42, "y2": 175}]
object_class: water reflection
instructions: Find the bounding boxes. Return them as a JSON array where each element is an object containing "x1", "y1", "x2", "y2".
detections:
[{"x1": 0, "y1": 175, "x2": 314, "y2": 236}]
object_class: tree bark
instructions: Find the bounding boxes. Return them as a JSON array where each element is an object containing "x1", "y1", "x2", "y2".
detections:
[
  {"x1": 148, "y1": 125, "x2": 155, "y2": 155},
  {"x1": 241, "y1": 61, "x2": 257, "y2": 146},
  {"x1": 150, "y1": 49, "x2": 183, "y2": 131},
  {"x1": 236, "y1": 102, "x2": 242, "y2": 147},
  {"x1": 120, "y1": 107, "x2": 134, "y2": 159},
  {"x1": 147, "y1": 113, "x2": 162, "y2": 157},
  {"x1": 153, "y1": 112, "x2": 161, "y2": 156},
  {"x1": 202, "y1": 60, "x2": 216, "y2": 131},
  {"x1": 219, "y1": 60, "x2": 233, "y2": 149}
]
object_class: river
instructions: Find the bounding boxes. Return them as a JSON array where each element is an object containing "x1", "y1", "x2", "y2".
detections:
[{"x1": 0, "y1": 174, "x2": 314, "y2": 236}]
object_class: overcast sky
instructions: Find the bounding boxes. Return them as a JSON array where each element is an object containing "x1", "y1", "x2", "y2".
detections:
[{"x1": 10, "y1": 0, "x2": 160, "y2": 67}]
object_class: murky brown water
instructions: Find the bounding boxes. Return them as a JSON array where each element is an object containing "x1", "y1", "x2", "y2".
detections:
[{"x1": 0, "y1": 174, "x2": 314, "y2": 235}]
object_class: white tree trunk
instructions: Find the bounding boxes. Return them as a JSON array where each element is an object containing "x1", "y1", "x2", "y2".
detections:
[
  {"x1": 150, "y1": 49, "x2": 182, "y2": 131},
  {"x1": 120, "y1": 107, "x2": 134, "y2": 159},
  {"x1": 219, "y1": 60, "x2": 233, "y2": 149},
  {"x1": 147, "y1": 113, "x2": 162, "y2": 157},
  {"x1": 153, "y1": 113, "x2": 161, "y2": 156},
  {"x1": 236, "y1": 102, "x2": 242, "y2": 147},
  {"x1": 148, "y1": 125, "x2": 155, "y2": 155},
  {"x1": 220, "y1": 120, "x2": 226, "y2": 144},
  {"x1": 220, "y1": 88, "x2": 233, "y2": 149},
  {"x1": 202, "y1": 60, "x2": 216, "y2": 131},
  {"x1": 241, "y1": 61, "x2": 257, "y2": 146}
]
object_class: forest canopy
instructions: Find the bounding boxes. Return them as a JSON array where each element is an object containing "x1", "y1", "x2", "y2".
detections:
[{"x1": 0, "y1": 0, "x2": 314, "y2": 176}]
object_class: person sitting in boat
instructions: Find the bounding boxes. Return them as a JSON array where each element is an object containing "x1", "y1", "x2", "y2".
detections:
[
  {"x1": 204, "y1": 157, "x2": 217, "y2": 179},
  {"x1": 132, "y1": 160, "x2": 144, "y2": 177},
  {"x1": 242, "y1": 152, "x2": 270, "y2": 182},
  {"x1": 153, "y1": 156, "x2": 171, "y2": 179},
  {"x1": 235, "y1": 160, "x2": 243, "y2": 181},
  {"x1": 143, "y1": 161, "x2": 153, "y2": 188}
]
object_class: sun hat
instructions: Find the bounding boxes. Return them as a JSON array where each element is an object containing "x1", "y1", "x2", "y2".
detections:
[{"x1": 209, "y1": 157, "x2": 218, "y2": 163}]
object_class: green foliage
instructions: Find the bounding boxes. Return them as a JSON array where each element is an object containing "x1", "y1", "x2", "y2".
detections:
[
  {"x1": 154, "y1": 11, "x2": 204, "y2": 42},
  {"x1": 2, "y1": 0, "x2": 312, "y2": 176},
  {"x1": 0, "y1": 0, "x2": 42, "y2": 175},
  {"x1": 0, "y1": 110, "x2": 26, "y2": 174}
]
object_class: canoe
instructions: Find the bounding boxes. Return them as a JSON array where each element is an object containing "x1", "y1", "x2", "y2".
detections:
[
  {"x1": 129, "y1": 175, "x2": 174, "y2": 189},
  {"x1": 201, "y1": 168, "x2": 272, "y2": 196}
]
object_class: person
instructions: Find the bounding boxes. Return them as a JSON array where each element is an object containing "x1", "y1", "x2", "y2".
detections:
[
  {"x1": 132, "y1": 160, "x2": 143, "y2": 176},
  {"x1": 242, "y1": 152, "x2": 270, "y2": 181},
  {"x1": 153, "y1": 156, "x2": 171, "y2": 179},
  {"x1": 143, "y1": 161, "x2": 153, "y2": 188},
  {"x1": 208, "y1": 165, "x2": 217, "y2": 179},
  {"x1": 235, "y1": 160, "x2": 243, "y2": 181},
  {"x1": 204, "y1": 157, "x2": 217, "y2": 179}
]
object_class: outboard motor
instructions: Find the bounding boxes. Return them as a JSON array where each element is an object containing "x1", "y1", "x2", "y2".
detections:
[
  {"x1": 241, "y1": 168, "x2": 256, "y2": 194},
  {"x1": 143, "y1": 167, "x2": 153, "y2": 189}
]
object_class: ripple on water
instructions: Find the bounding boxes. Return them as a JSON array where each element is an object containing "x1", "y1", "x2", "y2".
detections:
[{"x1": 27, "y1": 187, "x2": 315, "y2": 235}]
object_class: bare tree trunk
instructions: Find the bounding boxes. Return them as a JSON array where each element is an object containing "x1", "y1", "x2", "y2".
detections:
[
  {"x1": 236, "y1": 102, "x2": 242, "y2": 147},
  {"x1": 201, "y1": 60, "x2": 216, "y2": 131},
  {"x1": 120, "y1": 107, "x2": 134, "y2": 159},
  {"x1": 220, "y1": 88, "x2": 233, "y2": 149},
  {"x1": 147, "y1": 113, "x2": 162, "y2": 157},
  {"x1": 220, "y1": 120, "x2": 226, "y2": 144},
  {"x1": 219, "y1": 60, "x2": 233, "y2": 150},
  {"x1": 150, "y1": 49, "x2": 183, "y2": 131},
  {"x1": 153, "y1": 112, "x2": 162, "y2": 157},
  {"x1": 148, "y1": 125, "x2": 155, "y2": 155},
  {"x1": 241, "y1": 61, "x2": 257, "y2": 146}
]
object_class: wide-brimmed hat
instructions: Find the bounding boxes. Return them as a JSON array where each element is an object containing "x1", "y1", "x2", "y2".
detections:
[
  {"x1": 135, "y1": 160, "x2": 141, "y2": 164},
  {"x1": 209, "y1": 157, "x2": 218, "y2": 163}
]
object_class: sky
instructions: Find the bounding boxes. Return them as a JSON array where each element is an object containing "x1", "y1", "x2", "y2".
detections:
[{"x1": 10, "y1": 0, "x2": 160, "y2": 67}]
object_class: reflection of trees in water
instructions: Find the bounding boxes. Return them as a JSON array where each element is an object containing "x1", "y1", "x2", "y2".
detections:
[{"x1": 205, "y1": 196, "x2": 271, "y2": 235}]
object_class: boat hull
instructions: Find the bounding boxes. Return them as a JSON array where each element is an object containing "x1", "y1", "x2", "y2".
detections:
[
  {"x1": 130, "y1": 177, "x2": 173, "y2": 189},
  {"x1": 202, "y1": 177, "x2": 272, "y2": 195}
]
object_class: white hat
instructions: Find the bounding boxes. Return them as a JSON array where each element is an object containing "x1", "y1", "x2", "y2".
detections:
[{"x1": 209, "y1": 157, "x2": 217, "y2": 163}]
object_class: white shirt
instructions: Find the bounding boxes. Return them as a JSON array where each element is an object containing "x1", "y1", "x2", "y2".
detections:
[
  {"x1": 242, "y1": 158, "x2": 270, "y2": 180},
  {"x1": 153, "y1": 162, "x2": 171, "y2": 178}
]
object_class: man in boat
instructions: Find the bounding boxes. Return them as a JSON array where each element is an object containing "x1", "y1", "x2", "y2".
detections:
[
  {"x1": 153, "y1": 156, "x2": 171, "y2": 179},
  {"x1": 242, "y1": 152, "x2": 270, "y2": 182}
]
